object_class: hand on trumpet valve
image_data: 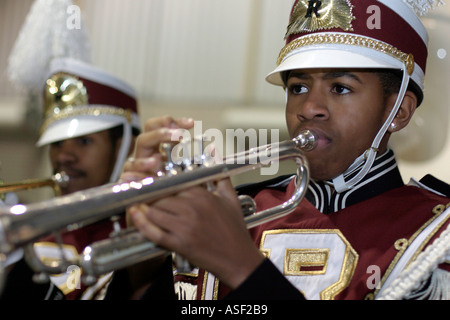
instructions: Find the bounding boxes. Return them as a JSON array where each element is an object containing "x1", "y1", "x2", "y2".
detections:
[
  {"x1": 121, "y1": 116, "x2": 195, "y2": 183},
  {"x1": 122, "y1": 117, "x2": 202, "y2": 272}
]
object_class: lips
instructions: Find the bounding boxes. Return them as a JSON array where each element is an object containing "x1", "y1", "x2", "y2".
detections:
[
  {"x1": 55, "y1": 167, "x2": 85, "y2": 180},
  {"x1": 296, "y1": 127, "x2": 331, "y2": 150},
  {"x1": 54, "y1": 170, "x2": 84, "y2": 195}
]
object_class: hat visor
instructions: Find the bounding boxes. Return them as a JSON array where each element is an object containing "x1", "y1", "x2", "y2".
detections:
[
  {"x1": 266, "y1": 46, "x2": 407, "y2": 86},
  {"x1": 36, "y1": 117, "x2": 125, "y2": 147}
]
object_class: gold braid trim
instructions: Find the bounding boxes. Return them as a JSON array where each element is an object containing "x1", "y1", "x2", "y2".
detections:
[
  {"x1": 277, "y1": 33, "x2": 415, "y2": 75},
  {"x1": 40, "y1": 105, "x2": 132, "y2": 135}
]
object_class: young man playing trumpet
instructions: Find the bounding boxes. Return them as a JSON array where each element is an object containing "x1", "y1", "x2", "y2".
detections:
[
  {"x1": 2, "y1": 58, "x2": 140, "y2": 300},
  {"x1": 113, "y1": 0, "x2": 450, "y2": 300}
]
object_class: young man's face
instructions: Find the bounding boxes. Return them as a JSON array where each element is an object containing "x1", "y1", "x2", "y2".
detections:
[
  {"x1": 49, "y1": 131, "x2": 117, "y2": 195},
  {"x1": 285, "y1": 68, "x2": 391, "y2": 181}
]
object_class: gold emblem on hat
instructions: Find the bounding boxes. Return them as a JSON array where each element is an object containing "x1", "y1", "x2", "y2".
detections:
[
  {"x1": 44, "y1": 73, "x2": 89, "y2": 117},
  {"x1": 41, "y1": 73, "x2": 132, "y2": 134},
  {"x1": 285, "y1": 0, "x2": 354, "y2": 39}
]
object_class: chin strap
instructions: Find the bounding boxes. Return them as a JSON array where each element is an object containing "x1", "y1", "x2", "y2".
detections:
[
  {"x1": 333, "y1": 66, "x2": 411, "y2": 192},
  {"x1": 109, "y1": 121, "x2": 132, "y2": 183}
]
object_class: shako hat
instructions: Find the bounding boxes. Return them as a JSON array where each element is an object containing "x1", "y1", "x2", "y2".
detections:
[
  {"x1": 266, "y1": 0, "x2": 443, "y2": 192},
  {"x1": 37, "y1": 58, "x2": 140, "y2": 147},
  {"x1": 266, "y1": 0, "x2": 443, "y2": 105},
  {"x1": 37, "y1": 58, "x2": 141, "y2": 182}
]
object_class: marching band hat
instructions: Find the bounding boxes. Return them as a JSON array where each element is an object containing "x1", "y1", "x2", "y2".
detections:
[
  {"x1": 266, "y1": 0, "x2": 440, "y2": 106},
  {"x1": 267, "y1": 0, "x2": 442, "y2": 192},
  {"x1": 37, "y1": 58, "x2": 140, "y2": 147}
]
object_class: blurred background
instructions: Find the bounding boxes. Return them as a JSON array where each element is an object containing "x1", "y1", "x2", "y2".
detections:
[{"x1": 0, "y1": 0, "x2": 449, "y2": 203}]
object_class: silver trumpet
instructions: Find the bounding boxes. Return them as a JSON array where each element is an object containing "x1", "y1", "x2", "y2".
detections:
[{"x1": 0, "y1": 130, "x2": 316, "y2": 286}]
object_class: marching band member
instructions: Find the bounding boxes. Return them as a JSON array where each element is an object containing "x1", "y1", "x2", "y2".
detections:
[
  {"x1": 33, "y1": 58, "x2": 140, "y2": 299},
  {"x1": 114, "y1": 0, "x2": 450, "y2": 300},
  {"x1": 2, "y1": 0, "x2": 141, "y2": 300},
  {"x1": 2, "y1": 59, "x2": 140, "y2": 300}
]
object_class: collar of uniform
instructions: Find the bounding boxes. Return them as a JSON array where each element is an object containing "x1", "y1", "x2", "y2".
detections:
[{"x1": 306, "y1": 149, "x2": 404, "y2": 214}]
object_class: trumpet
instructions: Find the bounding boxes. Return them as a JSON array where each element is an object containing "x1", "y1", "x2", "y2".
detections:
[
  {"x1": 0, "y1": 130, "x2": 316, "y2": 285},
  {"x1": 0, "y1": 172, "x2": 69, "y2": 196}
]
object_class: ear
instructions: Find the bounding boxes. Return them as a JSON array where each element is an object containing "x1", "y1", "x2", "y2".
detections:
[{"x1": 386, "y1": 90, "x2": 418, "y2": 133}]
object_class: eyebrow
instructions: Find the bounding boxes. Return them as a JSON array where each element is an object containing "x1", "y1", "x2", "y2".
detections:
[{"x1": 287, "y1": 71, "x2": 363, "y2": 84}]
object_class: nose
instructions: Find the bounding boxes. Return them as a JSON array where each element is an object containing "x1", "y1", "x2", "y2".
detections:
[
  {"x1": 297, "y1": 87, "x2": 330, "y2": 121},
  {"x1": 51, "y1": 140, "x2": 77, "y2": 165}
]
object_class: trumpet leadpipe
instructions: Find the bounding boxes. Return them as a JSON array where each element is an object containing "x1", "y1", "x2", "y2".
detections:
[{"x1": 0, "y1": 172, "x2": 69, "y2": 195}]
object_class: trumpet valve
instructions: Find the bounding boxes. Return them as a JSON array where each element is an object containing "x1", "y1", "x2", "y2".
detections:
[
  {"x1": 238, "y1": 195, "x2": 257, "y2": 217},
  {"x1": 158, "y1": 142, "x2": 183, "y2": 177},
  {"x1": 172, "y1": 253, "x2": 194, "y2": 274}
]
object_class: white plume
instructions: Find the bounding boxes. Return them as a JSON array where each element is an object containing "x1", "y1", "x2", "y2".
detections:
[
  {"x1": 7, "y1": 0, "x2": 91, "y2": 93},
  {"x1": 403, "y1": 0, "x2": 445, "y2": 16}
]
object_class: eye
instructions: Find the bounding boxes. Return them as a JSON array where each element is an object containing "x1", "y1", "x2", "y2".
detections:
[
  {"x1": 50, "y1": 141, "x2": 64, "y2": 148},
  {"x1": 76, "y1": 137, "x2": 93, "y2": 146},
  {"x1": 331, "y1": 84, "x2": 351, "y2": 95},
  {"x1": 289, "y1": 84, "x2": 308, "y2": 95}
]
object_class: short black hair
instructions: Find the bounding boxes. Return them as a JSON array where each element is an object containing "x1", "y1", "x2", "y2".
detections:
[
  {"x1": 108, "y1": 125, "x2": 140, "y2": 144},
  {"x1": 374, "y1": 69, "x2": 423, "y2": 106},
  {"x1": 108, "y1": 125, "x2": 140, "y2": 155}
]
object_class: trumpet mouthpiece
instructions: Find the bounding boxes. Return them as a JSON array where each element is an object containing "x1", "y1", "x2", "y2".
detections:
[{"x1": 293, "y1": 130, "x2": 317, "y2": 151}]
